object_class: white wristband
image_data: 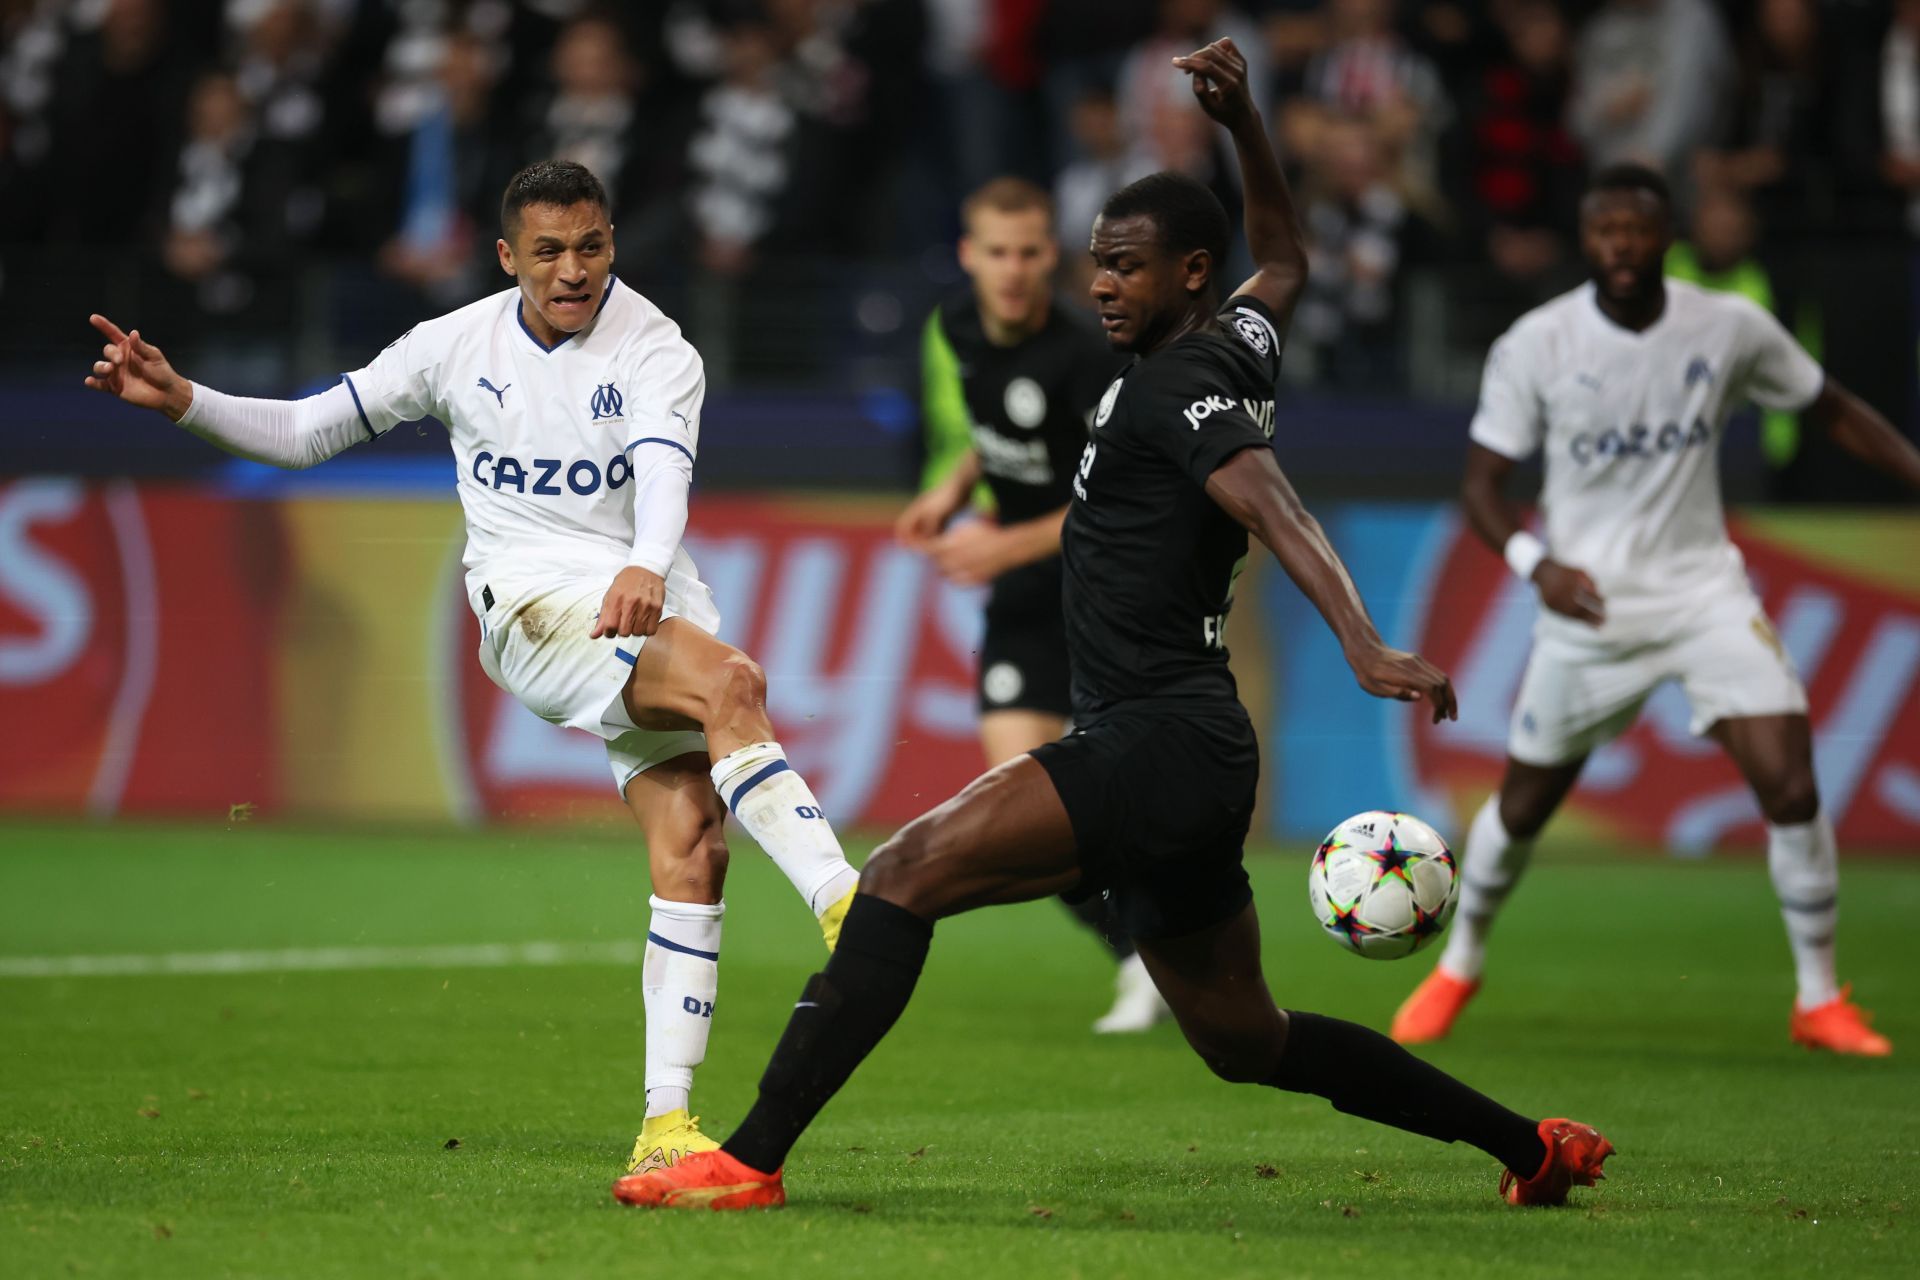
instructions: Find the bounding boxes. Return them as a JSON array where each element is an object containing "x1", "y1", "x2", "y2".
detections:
[{"x1": 1503, "y1": 530, "x2": 1547, "y2": 583}]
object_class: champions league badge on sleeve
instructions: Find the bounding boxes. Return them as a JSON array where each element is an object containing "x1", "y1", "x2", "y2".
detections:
[{"x1": 1230, "y1": 307, "x2": 1276, "y2": 358}]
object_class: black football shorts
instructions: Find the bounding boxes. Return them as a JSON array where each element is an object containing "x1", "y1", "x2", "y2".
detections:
[{"x1": 1032, "y1": 704, "x2": 1259, "y2": 939}]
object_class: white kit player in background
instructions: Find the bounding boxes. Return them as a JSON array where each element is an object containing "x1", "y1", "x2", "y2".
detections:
[
  {"x1": 1391, "y1": 164, "x2": 1920, "y2": 1056},
  {"x1": 83, "y1": 160, "x2": 864, "y2": 1169}
]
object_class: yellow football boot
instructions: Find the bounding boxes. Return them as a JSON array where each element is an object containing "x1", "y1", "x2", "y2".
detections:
[
  {"x1": 818, "y1": 886, "x2": 857, "y2": 952},
  {"x1": 626, "y1": 1109, "x2": 719, "y2": 1176}
]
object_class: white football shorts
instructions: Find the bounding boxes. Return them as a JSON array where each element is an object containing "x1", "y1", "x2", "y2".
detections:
[
  {"x1": 1508, "y1": 587, "x2": 1808, "y2": 767},
  {"x1": 475, "y1": 558, "x2": 722, "y2": 797}
]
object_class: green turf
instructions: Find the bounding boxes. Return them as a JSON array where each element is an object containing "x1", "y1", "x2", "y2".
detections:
[{"x1": 1, "y1": 821, "x2": 1914, "y2": 1279}]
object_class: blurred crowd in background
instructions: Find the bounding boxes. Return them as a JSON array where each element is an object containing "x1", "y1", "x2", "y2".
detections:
[{"x1": 4, "y1": 0, "x2": 1918, "y2": 473}]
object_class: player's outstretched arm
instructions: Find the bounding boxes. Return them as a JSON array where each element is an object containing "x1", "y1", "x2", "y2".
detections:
[
  {"x1": 1174, "y1": 38, "x2": 1308, "y2": 329},
  {"x1": 1462, "y1": 442, "x2": 1604, "y2": 627},
  {"x1": 1807, "y1": 378, "x2": 1920, "y2": 494},
  {"x1": 1205, "y1": 447, "x2": 1457, "y2": 723},
  {"x1": 83, "y1": 313, "x2": 370, "y2": 470}
]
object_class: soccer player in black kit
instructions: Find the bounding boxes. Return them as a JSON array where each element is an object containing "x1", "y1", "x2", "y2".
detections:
[
  {"x1": 616, "y1": 39, "x2": 1612, "y2": 1212},
  {"x1": 896, "y1": 176, "x2": 1165, "y2": 1033}
]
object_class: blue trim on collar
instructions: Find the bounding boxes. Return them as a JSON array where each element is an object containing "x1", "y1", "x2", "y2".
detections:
[{"x1": 514, "y1": 275, "x2": 618, "y2": 354}]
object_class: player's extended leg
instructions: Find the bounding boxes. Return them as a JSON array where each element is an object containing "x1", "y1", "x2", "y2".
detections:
[
  {"x1": 623, "y1": 618, "x2": 860, "y2": 948},
  {"x1": 623, "y1": 753, "x2": 730, "y2": 1173},
  {"x1": 1709, "y1": 713, "x2": 1890, "y2": 1056},
  {"x1": 980, "y1": 709, "x2": 1163, "y2": 1033},
  {"x1": 1137, "y1": 903, "x2": 1611, "y2": 1206},
  {"x1": 612, "y1": 754, "x2": 1082, "y2": 1206},
  {"x1": 1392, "y1": 755, "x2": 1586, "y2": 1043}
]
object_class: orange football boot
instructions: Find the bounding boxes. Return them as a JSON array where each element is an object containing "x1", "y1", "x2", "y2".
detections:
[
  {"x1": 1790, "y1": 985, "x2": 1892, "y2": 1057},
  {"x1": 1500, "y1": 1118, "x2": 1614, "y2": 1207},
  {"x1": 611, "y1": 1148, "x2": 785, "y2": 1211},
  {"x1": 1390, "y1": 967, "x2": 1480, "y2": 1044}
]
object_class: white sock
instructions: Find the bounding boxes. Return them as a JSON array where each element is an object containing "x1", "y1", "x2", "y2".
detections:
[
  {"x1": 1767, "y1": 811, "x2": 1840, "y2": 1007},
  {"x1": 1437, "y1": 795, "x2": 1535, "y2": 982},
  {"x1": 643, "y1": 895, "x2": 723, "y2": 1120},
  {"x1": 710, "y1": 742, "x2": 860, "y2": 916}
]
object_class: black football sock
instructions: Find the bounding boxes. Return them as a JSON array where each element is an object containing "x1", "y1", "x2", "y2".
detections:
[
  {"x1": 722, "y1": 894, "x2": 933, "y2": 1174},
  {"x1": 1059, "y1": 892, "x2": 1135, "y2": 961},
  {"x1": 1266, "y1": 1010, "x2": 1547, "y2": 1177}
]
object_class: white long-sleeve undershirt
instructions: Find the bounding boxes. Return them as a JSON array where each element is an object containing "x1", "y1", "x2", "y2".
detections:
[
  {"x1": 625, "y1": 441, "x2": 693, "y2": 577},
  {"x1": 175, "y1": 380, "x2": 369, "y2": 470}
]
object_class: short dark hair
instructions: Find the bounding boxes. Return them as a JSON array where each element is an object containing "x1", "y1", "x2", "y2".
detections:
[
  {"x1": 500, "y1": 160, "x2": 609, "y2": 240},
  {"x1": 1586, "y1": 162, "x2": 1671, "y2": 213},
  {"x1": 1098, "y1": 172, "x2": 1231, "y2": 287}
]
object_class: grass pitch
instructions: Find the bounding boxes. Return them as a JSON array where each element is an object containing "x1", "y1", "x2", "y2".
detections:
[{"x1": 1, "y1": 821, "x2": 1914, "y2": 1279}]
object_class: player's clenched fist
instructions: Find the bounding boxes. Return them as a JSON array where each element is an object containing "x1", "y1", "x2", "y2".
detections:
[
  {"x1": 1346, "y1": 640, "x2": 1459, "y2": 724},
  {"x1": 593, "y1": 566, "x2": 667, "y2": 639},
  {"x1": 84, "y1": 314, "x2": 193, "y2": 421},
  {"x1": 1172, "y1": 38, "x2": 1255, "y2": 128}
]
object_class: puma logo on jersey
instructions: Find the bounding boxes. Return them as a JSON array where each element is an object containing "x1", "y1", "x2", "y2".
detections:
[{"x1": 477, "y1": 377, "x2": 510, "y2": 407}]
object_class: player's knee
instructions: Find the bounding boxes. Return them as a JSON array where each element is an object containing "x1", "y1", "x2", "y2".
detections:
[
  {"x1": 1188, "y1": 1028, "x2": 1283, "y2": 1084},
  {"x1": 1496, "y1": 792, "x2": 1553, "y2": 841},
  {"x1": 1758, "y1": 770, "x2": 1819, "y2": 826},
  {"x1": 859, "y1": 821, "x2": 946, "y2": 913},
  {"x1": 708, "y1": 649, "x2": 768, "y2": 719}
]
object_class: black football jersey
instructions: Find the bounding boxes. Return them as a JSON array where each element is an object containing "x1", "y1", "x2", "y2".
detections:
[
  {"x1": 930, "y1": 291, "x2": 1122, "y2": 525},
  {"x1": 1061, "y1": 295, "x2": 1284, "y2": 719}
]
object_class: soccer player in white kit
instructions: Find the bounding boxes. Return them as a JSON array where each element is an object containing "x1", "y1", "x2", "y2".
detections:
[
  {"x1": 82, "y1": 161, "x2": 865, "y2": 1167},
  {"x1": 1392, "y1": 165, "x2": 1920, "y2": 1056}
]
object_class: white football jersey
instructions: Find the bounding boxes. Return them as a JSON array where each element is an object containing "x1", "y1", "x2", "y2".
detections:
[
  {"x1": 1469, "y1": 279, "x2": 1823, "y2": 643},
  {"x1": 342, "y1": 276, "x2": 702, "y2": 608}
]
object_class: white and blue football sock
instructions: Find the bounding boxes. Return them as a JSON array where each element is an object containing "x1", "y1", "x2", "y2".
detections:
[
  {"x1": 710, "y1": 742, "x2": 860, "y2": 917},
  {"x1": 1767, "y1": 811, "x2": 1840, "y2": 1007},
  {"x1": 643, "y1": 895, "x2": 723, "y2": 1119},
  {"x1": 1436, "y1": 796, "x2": 1535, "y2": 982}
]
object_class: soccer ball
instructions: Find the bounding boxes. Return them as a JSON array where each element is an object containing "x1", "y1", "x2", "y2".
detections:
[{"x1": 1309, "y1": 810, "x2": 1458, "y2": 960}]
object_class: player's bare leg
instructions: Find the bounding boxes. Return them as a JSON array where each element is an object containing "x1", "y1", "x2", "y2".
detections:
[
  {"x1": 623, "y1": 618, "x2": 860, "y2": 947},
  {"x1": 1709, "y1": 714, "x2": 1890, "y2": 1055},
  {"x1": 612, "y1": 755, "x2": 1083, "y2": 1206},
  {"x1": 1138, "y1": 902, "x2": 1609, "y2": 1206},
  {"x1": 1393, "y1": 754, "x2": 1586, "y2": 1043},
  {"x1": 619, "y1": 753, "x2": 731, "y2": 1171},
  {"x1": 980, "y1": 711, "x2": 1161, "y2": 1032}
]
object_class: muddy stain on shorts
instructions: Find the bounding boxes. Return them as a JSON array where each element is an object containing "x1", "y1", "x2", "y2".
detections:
[{"x1": 517, "y1": 601, "x2": 559, "y2": 644}]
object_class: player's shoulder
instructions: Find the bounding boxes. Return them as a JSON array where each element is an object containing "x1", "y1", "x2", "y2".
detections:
[
  {"x1": 1487, "y1": 283, "x2": 1592, "y2": 370},
  {"x1": 930, "y1": 290, "x2": 984, "y2": 350},
  {"x1": 1665, "y1": 277, "x2": 1772, "y2": 332},
  {"x1": 394, "y1": 286, "x2": 518, "y2": 357},
  {"x1": 1116, "y1": 334, "x2": 1253, "y2": 434},
  {"x1": 603, "y1": 279, "x2": 702, "y2": 374}
]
